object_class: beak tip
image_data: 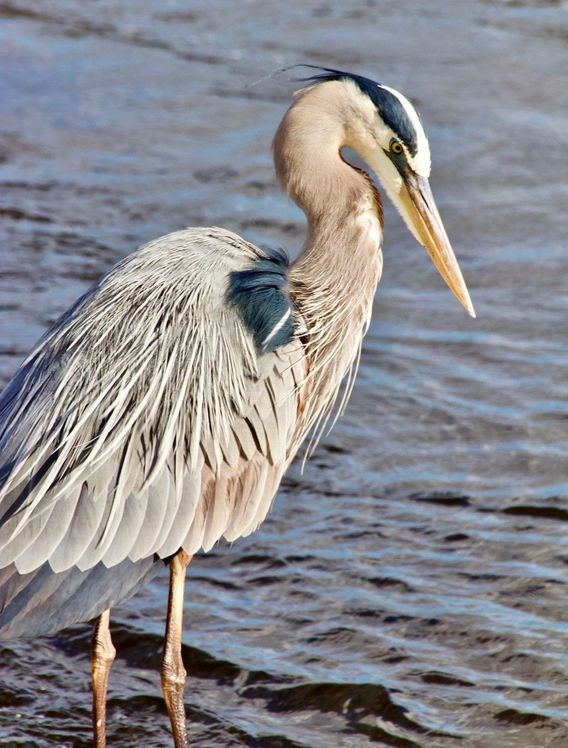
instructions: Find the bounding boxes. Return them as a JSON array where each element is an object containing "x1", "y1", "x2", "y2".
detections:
[{"x1": 460, "y1": 294, "x2": 476, "y2": 319}]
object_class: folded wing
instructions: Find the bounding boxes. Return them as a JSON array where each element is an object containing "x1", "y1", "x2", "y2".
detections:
[{"x1": 0, "y1": 227, "x2": 307, "y2": 575}]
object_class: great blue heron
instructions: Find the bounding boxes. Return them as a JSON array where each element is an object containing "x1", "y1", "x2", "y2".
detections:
[{"x1": 0, "y1": 67, "x2": 474, "y2": 747}]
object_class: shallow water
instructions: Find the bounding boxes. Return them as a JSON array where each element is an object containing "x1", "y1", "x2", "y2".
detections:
[{"x1": 0, "y1": 0, "x2": 567, "y2": 745}]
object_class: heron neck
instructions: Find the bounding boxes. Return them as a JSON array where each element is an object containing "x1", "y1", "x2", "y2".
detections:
[
  {"x1": 286, "y1": 163, "x2": 384, "y2": 455},
  {"x1": 273, "y1": 83, "x2": 384, "y2": 367},
  {"x1": 275, "y1": 121, "x2": 383, "y2": 329},
  {"x1": 295, "y1": 162, "x2": 383, "y2": 280},
  {"x1": 289, "y1": 163, "x2": 383, "y2": 360},
  {"x1": 271, "y1": 83, "x2": 385, "y2": 453},
  {"x1": 272, "y1": 85, "x2": 384, "y2": 302}
]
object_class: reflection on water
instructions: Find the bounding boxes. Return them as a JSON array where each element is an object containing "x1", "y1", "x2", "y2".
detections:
[{"x1": 0, "y1": 0, "x2": 567, "y2": 745}]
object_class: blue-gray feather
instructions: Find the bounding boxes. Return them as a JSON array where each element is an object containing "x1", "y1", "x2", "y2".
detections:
[
  {"x1": 0, "y1": 556, "x2": 159, "y2": 638},
  {"x1": 227, "y1": 247, "x2": 295, "y2": 353}
]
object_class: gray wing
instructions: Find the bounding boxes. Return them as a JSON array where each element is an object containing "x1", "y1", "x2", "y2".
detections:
[{"x1": 0, "y1": 227, "x2": 307, "y2": 574}]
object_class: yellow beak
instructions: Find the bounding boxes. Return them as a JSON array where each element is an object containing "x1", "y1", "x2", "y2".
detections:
[{"x1": 400, "y1": 173, "x2": 475, "y2": 318}]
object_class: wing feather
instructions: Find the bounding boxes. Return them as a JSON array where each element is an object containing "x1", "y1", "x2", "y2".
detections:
[
  {"x1": 149, "y1": 459, "x2": 186, "y2": 560},
  {"x1": 242, "y1": 463, "x2": 283, "y2": 537},
  {"x1": 155, "y1": 470, "x2": 201, "y2": 559},
  {"x1": 229, "y1": 420, "x2": 257, "y2": 461},
  {"x1": 100, "y1": 492, "x2": 149, "y2": 568},
  {"x1": 222, "y1": 458, "x2": 266, "y2": 543},
  {"x1": 0, "y1": 501, "x2": 54, "y2": 569},
  {"x1": 76, "y1": 481, "x2": 124, "y2": 572},
  {"x1": 14, "y1": 488, "x2": 81, "y2": 574},
  {"x1": 182, "y1": 467, "x2": 215, "y2": 553},
  {"x1": 117, "y1": 475, "x2": 172, "y2": 564},
  {"x1": 0, "y1": 229, "x2": 307, "y2": 576},
  {"x1": 49, "y1": 484, "x2": 108, "y2": 572}
]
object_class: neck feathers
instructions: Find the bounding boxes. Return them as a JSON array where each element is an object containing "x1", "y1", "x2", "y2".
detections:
[
  {"x1": 272, "y1": 82, "x2": 383, "y2": 288},
  {"x1": 273, "y1": 82, "x2": 383, "y2": 229},
  {"x1": 272, "y1": 82, "x2": 384, "y2": 456}
]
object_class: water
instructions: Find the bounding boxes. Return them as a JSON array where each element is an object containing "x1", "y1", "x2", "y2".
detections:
[{"x1": 0, "y1": 0, "x2": 567, "y2": 745}]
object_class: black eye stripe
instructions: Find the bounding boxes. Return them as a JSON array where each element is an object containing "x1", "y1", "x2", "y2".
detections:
[{"x1": 384, "y1": 146, "x2": 407, "y2": 174}]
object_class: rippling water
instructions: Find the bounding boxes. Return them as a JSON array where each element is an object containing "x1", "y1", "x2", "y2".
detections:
[{"x1": 1, "y1": 1, "x2": 567, "y2": 746}]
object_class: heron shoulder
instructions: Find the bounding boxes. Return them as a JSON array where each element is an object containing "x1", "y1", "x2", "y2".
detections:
[
  {"x1": 114, "y1": 226, "x2": 299, "y2": 354},
  {"x1": 226, "y1": 245, "x2": 296, "y2": 354},
  {"x1": 110, "y1": 227, "x2": 261, "y2": 294}
]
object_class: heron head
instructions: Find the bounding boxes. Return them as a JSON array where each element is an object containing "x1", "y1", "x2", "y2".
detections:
[{"x1": 303, "y1": 67, "x2": 475, "y2": 318}]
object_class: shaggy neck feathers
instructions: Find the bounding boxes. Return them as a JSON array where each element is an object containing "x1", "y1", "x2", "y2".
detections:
[{"x1": 272, "y1": 81, "x2": 384, "y2": 455}]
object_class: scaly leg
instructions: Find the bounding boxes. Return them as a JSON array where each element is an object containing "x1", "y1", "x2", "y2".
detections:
[
  {"x1": 91, "y1": 608, "x2": 115, "y2": 748},
  {"x1": 161, "y1": 550, "x2": 192, "y2": 748}
]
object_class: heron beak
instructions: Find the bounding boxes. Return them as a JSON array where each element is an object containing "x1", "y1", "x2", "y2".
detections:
[{"x1": 399, "y1": 173, "x2": 475, "y2": 318}]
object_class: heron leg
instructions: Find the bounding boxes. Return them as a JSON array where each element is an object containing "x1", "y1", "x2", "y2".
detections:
[
  {"x1": 91, "y1": 608, "x2": 115, "y2": 748},
  {"x1": 161, "y1": 549, "x2": 192, "y2": 748}
]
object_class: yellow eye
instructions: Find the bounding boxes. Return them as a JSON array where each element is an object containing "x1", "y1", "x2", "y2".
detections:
[{"x1": 390, "y1": 140, "x2": 403, "y2": 155}]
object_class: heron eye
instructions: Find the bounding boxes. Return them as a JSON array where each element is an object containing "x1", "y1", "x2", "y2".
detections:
[{"x1": 390, "y1": 140, "x2": 404, "y2": 155}]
